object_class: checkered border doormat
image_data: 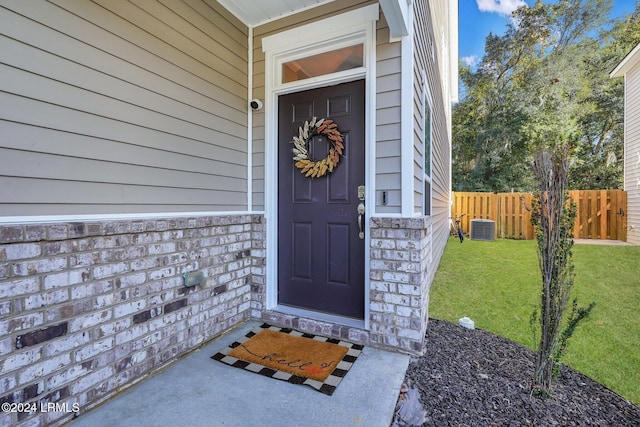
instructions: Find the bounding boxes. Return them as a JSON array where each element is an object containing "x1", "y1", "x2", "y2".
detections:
[{"x1": 211, "y1": 323, "x2": 364, "y2": 396}]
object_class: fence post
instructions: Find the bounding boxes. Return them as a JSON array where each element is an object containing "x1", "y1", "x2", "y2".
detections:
[
  {"x1": 622, "y1": 190, "x2": 628, "y2": 242},
  {"x1": 570, "y1": 190, "x2": 579, "y2": 238},
  {"x1": 600, "y1": 190, "x2": 608, "y2": 239}
]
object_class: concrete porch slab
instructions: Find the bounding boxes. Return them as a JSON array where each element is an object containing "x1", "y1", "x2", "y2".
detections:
[{"x1": 67, "y1": 320, "x2": 410, "y2": 427}]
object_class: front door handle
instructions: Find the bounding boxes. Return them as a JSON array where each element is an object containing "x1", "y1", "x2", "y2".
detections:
[{"x1": 357, "y1": 202, "x2": 365, "y2": 239}]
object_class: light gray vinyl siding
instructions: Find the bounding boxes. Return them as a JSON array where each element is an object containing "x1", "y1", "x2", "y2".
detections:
[
  {"x1": 375, "y1": 15, "x2": 402, "y2": 214},
  {"x1": 413, "y1": 0, "x2": 452, "y2": 260},
  {"x1": 625, "y1": 62, "x2": 640, "y2": 244},
  {"x1": 251, "y1": 0, "x2": 399, "y2": 213},
  {"x1": 0, "y1": 0, "x2": 248, "y2": 217},
  {"x1": 412, "y1": 67, "x2": 426, "y2": 215}
]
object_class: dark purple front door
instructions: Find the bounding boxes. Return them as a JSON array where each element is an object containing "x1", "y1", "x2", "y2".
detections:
[{"x1": 278, "y1": 80, "x2": 365, "y2": 319}]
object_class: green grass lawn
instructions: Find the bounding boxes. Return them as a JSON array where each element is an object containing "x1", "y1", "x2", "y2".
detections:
[{"x1": 429, "y1": 237, "x2": 640, "y2": 405}]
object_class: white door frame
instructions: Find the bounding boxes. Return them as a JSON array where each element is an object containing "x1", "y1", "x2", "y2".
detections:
[{"x1": 261, "y1": 4, "x2": 379, "y2": 328}]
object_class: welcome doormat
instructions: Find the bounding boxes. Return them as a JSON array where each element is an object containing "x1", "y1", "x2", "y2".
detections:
[{"x1": 211, "y1": 323, "x2": 364, "y2": 395}]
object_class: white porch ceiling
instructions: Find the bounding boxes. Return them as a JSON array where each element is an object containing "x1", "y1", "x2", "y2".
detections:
[{"x1": 216, "y1": 0, "x2": 336, "y2": 27}]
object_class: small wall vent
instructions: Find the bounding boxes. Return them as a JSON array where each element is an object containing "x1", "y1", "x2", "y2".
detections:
[{"x1": 470, "y1": 219, "x2": 495, "y2": 241}]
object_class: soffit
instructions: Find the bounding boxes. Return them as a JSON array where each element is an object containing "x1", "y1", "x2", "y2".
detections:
[{"x1": 216, "y1": 0, "x2": 335, "y2": 27}]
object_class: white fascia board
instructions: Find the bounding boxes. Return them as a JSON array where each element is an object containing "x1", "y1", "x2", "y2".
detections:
[{"x1": 379, "y1": 0, "x2": 410, "y2": 39}]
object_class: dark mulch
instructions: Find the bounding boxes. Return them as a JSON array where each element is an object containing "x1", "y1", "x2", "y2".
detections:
[{"x1": 397, "y1": 318, "x2": 640, "y2": 426}]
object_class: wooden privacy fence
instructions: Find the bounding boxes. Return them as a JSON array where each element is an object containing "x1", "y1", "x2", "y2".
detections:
[{"x1": 452, "y1": 190, "x2": 627, "y2": 241}]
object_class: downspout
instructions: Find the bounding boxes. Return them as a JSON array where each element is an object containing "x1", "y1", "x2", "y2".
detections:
[{"x1": 247, "y1": 26, "x2": 253, "y2": 211}]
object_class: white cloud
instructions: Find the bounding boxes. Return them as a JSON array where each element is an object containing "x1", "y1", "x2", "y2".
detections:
[
  {"x1": 476, "y1": 0, "x2": 527, "y2": 16},
  {"x1": 461, "y1": 55, "x2": 478, "y2": 67}
]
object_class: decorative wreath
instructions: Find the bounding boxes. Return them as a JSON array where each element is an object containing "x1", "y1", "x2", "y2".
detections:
[{"x1": 291, "y1": 117, "x2": 344, "y2": 178}]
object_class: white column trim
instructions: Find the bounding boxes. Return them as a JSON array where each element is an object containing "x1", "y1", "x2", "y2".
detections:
[{"x1": 400, "y1": 4, "x2": 414, "y2": 217}]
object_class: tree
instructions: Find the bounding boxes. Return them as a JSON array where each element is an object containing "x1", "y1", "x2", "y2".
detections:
[
  {"x1": 570, "y1": 6, "x2": 640, "y2": 188},
  {"x1": 455, "y1": 0, "x2": 631, "y2": 397},
  {"x1": 513, "y1": 1, "x2": 603, "y2": 397},
  {"x1": 453, "y1": 2, "x2": 552, "y2": 192},
  {"x1": 530, "y1": 142, "x2": 576, "y2": 394},
  {"x1": 530, "y1": 142, "x2": 596, "y2": 396},
  {"x1": 452, "y1": 0, "x2": 640, "y2": 192}
]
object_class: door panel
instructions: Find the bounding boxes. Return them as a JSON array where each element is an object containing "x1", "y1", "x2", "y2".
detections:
[
  {"x1": 327, "y1": 223, "x2": 351, "y2": 284},
  {"x1": 278, "y1": 80, "x2": 365, "y2": 319}
]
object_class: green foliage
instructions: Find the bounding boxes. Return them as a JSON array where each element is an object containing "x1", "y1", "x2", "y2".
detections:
[
  {"x1": 552, "y1": 299, "x2": 596, "y2": 378},
  {"x1": 529, "y1": 144, "x2": 588, "y2": 396},
  {"x1": 453, "y1": 0, "x2": 640, "y2": 192},
  {"x1": 429, "y1": 239, "x2": 640, "y2": 405},
  {"x1": 452, "y1": 3, "x2": 639, "y2": 395}
]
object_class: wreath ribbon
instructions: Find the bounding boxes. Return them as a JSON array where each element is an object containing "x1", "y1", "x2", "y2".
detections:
[{"x1": 291, "y1": 117, "x2": 344, "y2": 178}]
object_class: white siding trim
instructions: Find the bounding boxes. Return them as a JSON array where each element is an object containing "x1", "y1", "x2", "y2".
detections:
[
  {"x1": 262, "y1": 5, "x2": 379, "y2": 324},
  {"x1": 364, "y1": 21, "x2": 378, "y2": 331},
  {"x1": 0, "y1": 211, "x2": 259, "y2": 226},
  {"x1": 422, "y1": 69, "x2": 433, "y2": 216},
  {"x1": 261, "y1": 4, "x2": 379, "y2": 53},
  {"x1": 400, "y1": 5, "x2": 415, "y2": 217},
  {"x1": 448, "y1": 0, "x2": 459, "y2": 103},
  {"x1": 611, "y1": 41, "x2": 640, "y2": 78},
  {"x1": 624, "y1": 75, "x2": 628, "y2": 191}
]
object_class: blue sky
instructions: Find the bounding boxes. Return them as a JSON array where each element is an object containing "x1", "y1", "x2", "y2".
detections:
[{"x1": 459, "y1": 0, "x2": 637, "y2": 68}]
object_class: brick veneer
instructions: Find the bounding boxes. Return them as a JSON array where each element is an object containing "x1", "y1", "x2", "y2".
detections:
[
  {"x1": 0, "y1": 215, "x2": 263, "y2": 427},
  {"x1": 254, "y1": 216, "x2": 434, "y2": 355},
  {"x1": 0, "y1": 213, "x2": 434, "y2": 426},
  {"x1": 369, "y1": 217, "x2": 433, "y2": 353}
]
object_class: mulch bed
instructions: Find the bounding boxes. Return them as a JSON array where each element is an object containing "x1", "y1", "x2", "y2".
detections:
[{"x1": 398, "y1": 318, "x2": 640, "y2": 426}]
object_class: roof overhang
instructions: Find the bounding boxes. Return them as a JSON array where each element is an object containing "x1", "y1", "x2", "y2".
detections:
[
  {"x1": 216, "y1": 0, "x2": 335, "y2": 27},
  {"x1": 216, "y1": 0, "x2": 412, "y2": 38},
  {"x1": 611, "y1": 42, "x2": 640, "y2": 78},
  {"x1": 216, "y1": 0, "x2": 457, "y2": 102}
]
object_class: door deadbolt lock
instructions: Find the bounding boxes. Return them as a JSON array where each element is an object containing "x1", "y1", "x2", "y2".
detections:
[
  {"x1": 357, "y1": 202, "x2": 365, "y2": 239},
  {"x1": 357, "y1": 186, "x2": 365, "y2": 239}
]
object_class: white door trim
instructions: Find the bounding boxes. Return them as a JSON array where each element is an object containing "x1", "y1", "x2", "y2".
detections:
[{"x1": 262, "y1": 4, "x2": 378, "y2": 327}]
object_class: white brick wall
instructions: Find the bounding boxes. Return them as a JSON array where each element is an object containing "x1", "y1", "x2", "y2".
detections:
[
  {"x1": 0, "y1": 214, "x2": 263, "y2": 427},
  {"x1": 369, "y1": 217, "x2": 434, "y2": 353},
  {"x1": 255, "y1": 216, "x2": 437, "y2": 356}
]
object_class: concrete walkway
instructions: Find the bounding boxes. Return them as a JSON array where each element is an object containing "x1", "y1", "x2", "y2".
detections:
[
  {"x1": 67, "y1": 320, "x2": 410, "y2": 427},
  {"x1": 574, "y1": 239, "x2": 636, "y2": 246}
]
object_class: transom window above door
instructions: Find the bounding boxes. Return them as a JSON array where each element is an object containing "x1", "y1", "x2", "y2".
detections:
[
  {"x1": 282, "y1": 44, "x2": 364, "y2": 83},
  {"x1": 262, "y1": 4, "x2": 378, "y2": 92}
]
